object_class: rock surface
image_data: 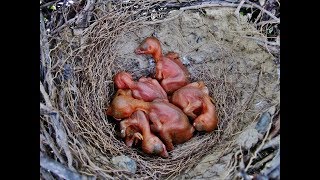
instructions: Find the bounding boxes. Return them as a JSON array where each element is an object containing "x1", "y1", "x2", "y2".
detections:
[{"x1": 111, "y1": 155, "x2": 137, "y2": 174}]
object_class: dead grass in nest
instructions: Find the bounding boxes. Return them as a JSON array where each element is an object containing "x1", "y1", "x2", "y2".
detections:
[{"x1": 40, "y1": 1, "x2": 279, "y2": 179}]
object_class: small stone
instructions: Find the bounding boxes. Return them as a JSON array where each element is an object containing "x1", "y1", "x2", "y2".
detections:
[{"x1": 111, "y1": 155, "x2": 137, "y2": 174}]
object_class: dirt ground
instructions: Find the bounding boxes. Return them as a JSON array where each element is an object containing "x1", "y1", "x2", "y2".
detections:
[{"x1": 112, "y1": 7, "x2": 279, "y2": 179}]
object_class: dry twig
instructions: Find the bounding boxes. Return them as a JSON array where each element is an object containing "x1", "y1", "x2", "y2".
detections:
[
  {"x1": 245, "y1": 117, "x2": 273, "y2": 171},
  {"x1": 244, "y1": 0, "x2": 280, "y2": 23},
  {"x1": 145, "y1": 1, "x2": 254, "y2": 25},
  {"x1": 40, "y1": 152, "x2": 95, "y2": 180},
  {"x1": 234, "y1": 0, "x2": 245, "y2": 22}
]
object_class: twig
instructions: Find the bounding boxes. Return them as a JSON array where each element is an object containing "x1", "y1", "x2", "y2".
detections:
[
  {"x1": 260, "y1": 149, "x2": 280, "y2": 176},
  {"x1": 244, "y1": 0, "x2": 280, "y2": 23},
  {"x1": 268, "y1": 113, "x2": 280, "y2": 139},
  {"x1": 75, "y1": 0, "x2": 96, "y2": 28},
  {"x1": 40, "y1": 134, "x2": 46, "y2": 152},
  {"x1": 256, "y1": 41, "x2": 280, "y2": 56},
  {"x1": 243, "y1": 35, "x2": 280, "y2": 56},
  {"x1": 40, "y1": 167, "x2": 56, "y2": 180},
  {"x1": 251, "y1": 151, "x2": 275, "y2": 170},
  {"x1": 40, "y1": 81, "x2": 53, "y2": 108},
  {"x1": 40, "y1": 86, "x2": 75, "y2": 171},
  {"x1": 261, "y1": 135, "x2": 280, "y2": 151},
  {"x1": 50, "y1": 17, "x2": 76, "y2": 35},
  {"x1": 242, "y1": 36, "x2": 279, "y2": 46},
  {"x1": 225, "y1": 148, "x2": 242, "y2": 178},
  {"x1": 254, "y1": 11, "x2": 263, "y2": 24},
  {"x1": 146, "y1": 0, "x2": 279, "y2": 25},
  {"x1": 269, "y1": 127, "x2": 280, "y2": 141},
  {"x1": 40, "y1": 120, "x2": 66, "y2": 164},
  {"x1": 242, "y1": 69, "x2": 261, "y2": 112},
  {"x1": 145, "y1": 2, "x2": 254, "y2": 25},
  {"x1": 40, "y1": 152, "x2": 95, "y2": 180},
  {"x1": 48, "y1": 0, "x2": 97, "y2": 36},
  {"x1": 40, "y1": 12, "x2": 55, "y2": 96},
  {"x1": 50, "y1": 0, "x2": 96, "y2": 35},
  {"x1": 256, "y1": 19, "x2": 279, "y2": 26},
  {"x1": 234, "y1": 0, "x2": 245, "y2": 22},
  {"x1": 244, "y1": 116, "x2": 273, "y2": 171},
  {"x1": 40, "y1": 0, "x2": 59, "y2": 9}
]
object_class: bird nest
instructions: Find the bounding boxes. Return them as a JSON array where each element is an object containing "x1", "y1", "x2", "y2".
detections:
[{"x1": 40, "y1": 1, "x2": 280, "y2": 179}]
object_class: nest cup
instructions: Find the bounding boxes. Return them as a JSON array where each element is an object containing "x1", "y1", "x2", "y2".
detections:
[{"x1": 41, "y1": 1, "x2": 278, "y2": 179}]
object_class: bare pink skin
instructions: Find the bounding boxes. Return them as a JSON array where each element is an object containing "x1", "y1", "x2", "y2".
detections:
[
  {"x1": 171, "y1": 81, "x2": 219, "y2": 132},
  {"x1": 147, "y1": 99, "x2": 195, "y2": 151},
  {"x1": 122, "y1": 125, "x2": 141, "y2": 147},
  {"x1": 106, "y1": 89, "x2": 137, "y2": 120},
  {"x1": 120, "y1": 111, "x2": 169, "y2": 158},
  {"x1": 135, "y1": 37, "x2": 190, "y2": 94},
  {"x1": 106, "y1": 90, "x2": 195, "y2": 151},
  {"x1": 114, "y1": 71, "x2": 168, "y2": 102},
  {"x1": 164, "y1": 52, "x2": 190, "y2": 80}
]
